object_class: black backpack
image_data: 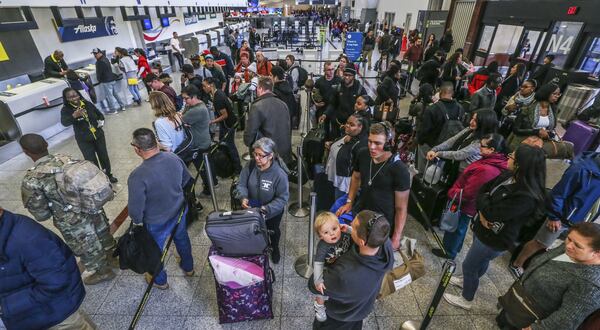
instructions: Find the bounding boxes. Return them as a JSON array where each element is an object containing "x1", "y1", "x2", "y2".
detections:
[
  {"x1": 292, "y1": 66, "x2": 309, "y2": 89},
  {"x1": 302, "y1": 124, "x2": 326, "y2": 179},
  {"x1": 435, "y1": 102, "x2": 465, "y2": 145},
  {"x1": 211, "y1": 142, "x2": 235, "y2": 178}
]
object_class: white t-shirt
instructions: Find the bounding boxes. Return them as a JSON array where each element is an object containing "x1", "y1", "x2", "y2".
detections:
[
  {"x1": 170, "y1": 38, "x2": 181, "y2": 53},
  {"x1": 535, "y1": 115, "x2": 550, "y2": 129}
]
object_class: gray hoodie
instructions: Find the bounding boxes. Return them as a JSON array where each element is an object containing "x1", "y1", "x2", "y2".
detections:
[
  {"x1": 236, "y1": 159, "x2": 289, "y2": 220},
  {"x1": 521, "y1": 245, "x2": 600, "y2": 330}
]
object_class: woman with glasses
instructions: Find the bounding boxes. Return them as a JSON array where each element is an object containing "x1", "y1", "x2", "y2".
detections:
[
  {"x1": 508, "y1": 83, "x2": 574, "y2": 159},
  {"x1": 426, "y1": 109, "x2": 499, "y2": 183},
  {"x1": 498, "y1": 79, "x2": 537, "y2": 137},
  {"x1": 60, "y1": 87, "x2": 117, "y2": 183},
  {"x1": 234, "y1": 137, "x2": 290, "y2": 264},
  {"x1": 444, "y1": 144, "x2": 547, "y2": 311},
  {"x1": 431, "y1": 133, "x2": 508, "y2": 259}
]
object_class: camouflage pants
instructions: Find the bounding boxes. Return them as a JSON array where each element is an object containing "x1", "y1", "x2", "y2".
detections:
[{"x1": 54, "y1": 211, "x2": 116, "y2": 273}]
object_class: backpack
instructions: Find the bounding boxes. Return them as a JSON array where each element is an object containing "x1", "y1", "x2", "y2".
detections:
[
  {"x1": 435, "y1": 102, "x2": 465, "y2": 146},
  {"x1": 291, "y1": 66, "x2": 309, "y2": 89},
  {"x1": 211, "y1": 142, "x2": 235, "y2": 178},
  {"x1": 53, "y1": 156, "x2": 114, "y2": 214}
]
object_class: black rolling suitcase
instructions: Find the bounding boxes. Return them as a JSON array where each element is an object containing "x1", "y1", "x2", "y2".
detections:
[
  {"x1": 302, "y1": 124, "x2": 326, "y2": 179},
  {"x1": 205, "y1": 208, "x2": 269, "y2": 256},
  {"x1": 408, "y1": 160, "x2": 449, "y2": 228}
]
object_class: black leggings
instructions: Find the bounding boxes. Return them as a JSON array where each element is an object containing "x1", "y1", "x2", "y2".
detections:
[
  {"x1": 266, "y1": 212, "x2": 284, "y2": 252},
  {"x1": 76, "y1": 129, "x2": 112, "y2": 176}
]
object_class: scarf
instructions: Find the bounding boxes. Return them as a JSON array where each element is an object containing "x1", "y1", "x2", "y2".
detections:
[{"x1": 515, "y1": 92, "x2": 535, "y2": 106}]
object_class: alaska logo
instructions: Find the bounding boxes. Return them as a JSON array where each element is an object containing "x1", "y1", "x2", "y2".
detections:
[
  {"x1": 143, "y1": 18, "x2": 181, "y2": 41},
  {"x1": 74, "y1": 24, "x2": 97, "y2": 34}
]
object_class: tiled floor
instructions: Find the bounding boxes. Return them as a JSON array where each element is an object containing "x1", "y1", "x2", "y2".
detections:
[{"x1": 0, "y1": 41, "x2": 569, "y2": 330}]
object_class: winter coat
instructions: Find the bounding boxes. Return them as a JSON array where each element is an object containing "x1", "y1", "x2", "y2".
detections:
[
  {"x1": 521, "y1": 245, "x2": 600, "y2": 330},
  {"x1": 473, "y1": 171, "x2": 541, "y2": 251},
  {"x1": 508, "y1": 101, "x2": 557, "y2": 150},
  {"x1": 547, "y1": 152, "x2": 600, "y2": 223},
  {"x1": 468, "y1": 72, "x2": 489, "y2": 96},
  {"x1": 0, "y1": 210, "x2": 85, "y2": 330},
  {"x1": 403, "y1": 45, "x2": 423, "y2": 63},
  {"x1": 375, "y1": 76, "x2": 400, "y2": 106},
  {"x1": 95, "y1": 55, "x2": 118, "y2": 83},
  {"x1": 244, "y1": 92, "x2": 292, "y2": 164},
  {"x1": 431, "y1": 128, "x2": 482, "y2": 172},
  {"x1": 417, "y1": 98, "x2": 465, "y2": 146},
  {"x1": 447, "y1": 153, "x2": 508, "y2": 216},
  {"x1": 418, "y1": 58, "x2": 442, "y2": 87},
  {"x1": 327, "y1": 80, "x2": 365, "y2": 124},
  {"x1": 273, "y1": 80, "x2": 298, "y2": 119},
  {"x1": 469, "y1": 86, "x2": 497, "y2": 113}
]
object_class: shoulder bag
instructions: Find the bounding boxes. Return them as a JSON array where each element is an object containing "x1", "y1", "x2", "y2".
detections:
[{"x1": 439, "y1": 189, "x2": 462, "y2": 232}]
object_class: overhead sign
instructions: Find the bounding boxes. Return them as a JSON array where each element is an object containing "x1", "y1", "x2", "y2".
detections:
[
  {"x1": 184, "y1": 13, "x2": 198, "y2": 25},
  {"x1": 198, "y1": 14, "x2": 207, "y2": 20},
  {"x1": 53, "y1": 16, "x2": 118, "y2": 43},
  {"x1": 210, "y1": 14, "x2": 217, "y2": 18},
  {"x1": 344, "y1": 32, "x2": 363, "y2": 62}
]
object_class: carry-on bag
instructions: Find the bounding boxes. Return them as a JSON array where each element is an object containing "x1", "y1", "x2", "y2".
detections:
[
  {"x1": 205, "y1": 208, "x2": 270, "y2": 256},
  {"x1": 562, "y1": 120, "x2": 600, "y2": 156},
  {"x1": 302, "y1": 124, "x2": 326, "y2": 179},
  {"x1": 408, "y1": 160, "x2": 449, "y2": 227},
  {"x1": 439, "y1": 189, "x2": 463, "y2": 233},
  {"x1": 209, "y1": 247, "x2": 275, "y2": 324},
  {"x1": 373, "y1": 100, "x2": 399, "y2": 124}
]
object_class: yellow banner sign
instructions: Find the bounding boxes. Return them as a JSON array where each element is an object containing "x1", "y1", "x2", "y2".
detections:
[{"x1": 0, "y1": 41, "x2": 9, "y2": 62}]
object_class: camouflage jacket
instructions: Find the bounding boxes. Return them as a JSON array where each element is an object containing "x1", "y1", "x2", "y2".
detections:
[{"x1": 21, "y1": 154, "x2": 75, "y2": 222}]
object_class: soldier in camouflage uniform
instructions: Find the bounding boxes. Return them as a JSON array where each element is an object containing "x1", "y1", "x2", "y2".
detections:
[{"x1": 19, "y1": 134, "x2": 117, "y2": 285}]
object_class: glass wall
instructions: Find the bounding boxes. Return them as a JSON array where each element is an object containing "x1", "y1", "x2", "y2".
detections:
[{"x1": 580, "y1": 37, "x2": 600, "y2": 79}]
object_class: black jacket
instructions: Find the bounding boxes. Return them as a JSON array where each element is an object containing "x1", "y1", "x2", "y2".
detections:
[
  {"x1": 441, "y1": 62, "x2": 461, "y2": 89},
  {"x1": 314, "y1": 75, "x2": 342, "y2": 111},
  {"x1": 327, "y1": 80, "x2": 365, "y2": 123},
  {"x1": 376, "y1": 76, "x2": 399, "y2": 106},
  {"x1": 95, "y1": 55, "x2": 118, "y2": 83},
  {"x1": 43, "y1": 55, "x2": 68, "y2": 78},
  {"x1": 473, "y1": 171, "x2": 541, "y2": 251},
  {"x1": 417, "y1": 99, "x2": 464, "y2": 146},
  {"x1": 323, "y1": 240, "x2": 394, "y2": 322},
  {"x1": 273, "y1": 80, "x2": 298, "y2": 118},
  {"x1": 60, "y1": 100, "x2": 105, "y2": 142},
  {"x1": 530, "y1": 62, "x2": 555, "y2": 85},
  {"x1": 418, "y1": 58, "x2": 442, "y2": 87}
]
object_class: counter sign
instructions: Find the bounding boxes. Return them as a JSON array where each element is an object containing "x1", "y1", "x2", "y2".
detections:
[{"x1": 567, "y1": 6, "x2": 579, "y2": 15}]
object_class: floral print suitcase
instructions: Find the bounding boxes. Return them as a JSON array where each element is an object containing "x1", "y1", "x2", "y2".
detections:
[{"x1": 208, "y1": 246, "x2": 274, "y2": 324}]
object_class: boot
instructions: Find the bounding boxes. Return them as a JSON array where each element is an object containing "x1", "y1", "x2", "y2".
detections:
[
  {"x1": 105, "y1": 248, "x2": 120, "y2": 269},
  {"x1": 83, "y1": 267, "x2": 116, "y2": 285}
]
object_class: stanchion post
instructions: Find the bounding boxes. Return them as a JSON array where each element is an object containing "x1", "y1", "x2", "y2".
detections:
[
  {"x1": 294, "y1": 192, "x2": 317, "y2": 278},
  {"x1": 400, "y1": 260, "x2": 456, "y2": 330},
  {"x1": 203, "y1": 153, "x2": 219, "y2": 212},
  {"x1": 288, "y1": 145, "x2": 309, "y2": 218}
]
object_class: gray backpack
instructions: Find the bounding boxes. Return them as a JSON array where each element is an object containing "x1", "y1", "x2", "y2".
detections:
[{"x1": 436, "y1": 102, "x2": 465, "y2": 146}]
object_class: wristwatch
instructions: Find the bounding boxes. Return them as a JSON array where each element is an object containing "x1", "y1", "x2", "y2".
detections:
[{"x1": 346, "y1": 198, "x2": 352, "y2": 204}]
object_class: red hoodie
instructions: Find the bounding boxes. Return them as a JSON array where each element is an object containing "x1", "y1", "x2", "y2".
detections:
[{"x1": 448, "y1": 153, "x2": 508, "y2": 216}]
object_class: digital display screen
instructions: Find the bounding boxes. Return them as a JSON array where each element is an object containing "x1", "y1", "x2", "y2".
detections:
[
  {"x1": 160, "y1": 17, "x2": 170, "y2": 27},
  {"x1": 142, "y1": 18, "x2": 153, "y2": 30}
]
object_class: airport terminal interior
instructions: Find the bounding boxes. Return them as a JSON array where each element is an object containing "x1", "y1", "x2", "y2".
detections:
[{"x1": 1, "y1": 0, "x2": 600, "y2": 329}]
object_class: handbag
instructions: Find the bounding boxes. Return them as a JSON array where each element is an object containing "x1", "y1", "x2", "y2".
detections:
[
  {"x1": 127, "y1": 77, "x2": 139, "y2": 85},
  {"x1": 439, "y1": 189, "x2": 462, "y2": 232},
  {"x1": 113, "y1": 223, "x2": 162, "y2": 274},
  {"x1": 378, "y1": 249, "x2": 426, "y2": 299},
  {"x1": 498, "y1": 281, "x2": 548, "y2": 328}
]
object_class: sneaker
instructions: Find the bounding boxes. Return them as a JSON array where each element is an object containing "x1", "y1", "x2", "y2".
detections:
[
  {"x1": 509, "y1": 264, "x2": 524, "y2": 279},
  {"x1": 117, "y1": 107, "x2": 126, "y2": 112},
  {"x1": 83, "y1": 267, "x2": 116, "y2": 285},
  {"x1": 443, "y1": 293, "x2": 472, "y2": 310},
  {"x1": 104, "y1": 110, "x2": 118, "y2": 115},
  {"x1": 271, "y1": 248, "x2": 281, "y2": 264},
  {"x1": 135, "y1": 99, "x2": 142, "y2": 105},
  {"x1": 431, "y1": 248, "x2": 451, "y2": 259},
  {"x1": 144, "y1": 273, "x2": 169, "y2": 290},
  {"x1": 314, "y1": 301, "x2": 327, "y2": 322},
  {"x1": 449, "y1": 275, "x2": 463, "y2": 289},
  {"x1": 108, "y1": 175, "x2": 118, "y2": 184}
]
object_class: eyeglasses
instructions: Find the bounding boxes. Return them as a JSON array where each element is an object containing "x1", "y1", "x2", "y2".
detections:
[
  {"x1": 252, "y1": 152, "x2": 271, "y2": 160},
  {"x1": 508, "y1": 152, "x2": 515, "y2": 160}
]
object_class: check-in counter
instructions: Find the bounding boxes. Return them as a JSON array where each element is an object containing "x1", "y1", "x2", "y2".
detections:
[
  {"x1": 0, "y1": 78, "x2": 69, "y2": 164},
  {"x1": 215, "y1": 28, "x2": 225, "y2": 45},
  {"x1": 74, "y1": 64, "x2": 131, "y2": 109},
  {"x1": 197, "y1": 33, "x2": 209, "y2": 51},
  {"x1": 207, "y1": 31, "x2": 218, "y2": 48}
]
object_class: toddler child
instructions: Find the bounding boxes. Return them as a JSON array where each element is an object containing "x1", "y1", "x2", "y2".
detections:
[{"x1": 312, "y1": 212, "x2": 353, "y2": 322}]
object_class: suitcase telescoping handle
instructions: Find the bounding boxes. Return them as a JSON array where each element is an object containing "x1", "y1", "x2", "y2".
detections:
[{"x1": 423, "y1": 158, "x2": 442, "y2": 187}]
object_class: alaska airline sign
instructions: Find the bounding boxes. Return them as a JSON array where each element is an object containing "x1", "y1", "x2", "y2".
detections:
[{"x1": 53, "y1": 16, "x2": 118, "y2": 42}]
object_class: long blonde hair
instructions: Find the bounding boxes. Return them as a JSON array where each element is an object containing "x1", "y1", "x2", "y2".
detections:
[{"x1": 149, "y1": 91, "x2": 179, "y2": 124}]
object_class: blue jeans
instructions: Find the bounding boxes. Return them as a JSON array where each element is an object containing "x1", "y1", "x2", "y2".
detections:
[
  {"x1": 461, "y1": 236, "x2": 504, "y2": 301},
  {"x1": 145, "y1": 207, "x2": 193, "y2": 285},
  {"x1": 442, "y1": 213, "x2": 473, "y2": 259},
  {"x1": 219, "y1": 125, "x2": 242, "y2": 173},
  {"x1": 100, "y1": 81, "x2": 126, "y2": 112},
  {"x1": 128, "y1": 84, "x2": 141, "y2": 102},
  {"x1": 334, "y1": 187, "x2": 346, "y2": 200}
]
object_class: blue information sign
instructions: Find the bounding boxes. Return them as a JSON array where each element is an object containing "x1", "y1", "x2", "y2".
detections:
[
  {"x1": 55, "y1": 16, "x2": 118, "y2": 43},
  {"x1": 344, "y1": 32, "x2": 363, "y2": 62}
]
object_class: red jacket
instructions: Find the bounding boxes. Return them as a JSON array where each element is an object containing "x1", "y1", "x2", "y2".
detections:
[
  {"x1": 448, "y1": 153, "x2": 508, "y2": 216},
  {"x1": 137, "y1": 55, "x2": 151, "y2": 79},
  {"x1": 468, "y1": 72, "x2": 488, "y2": 95}
]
